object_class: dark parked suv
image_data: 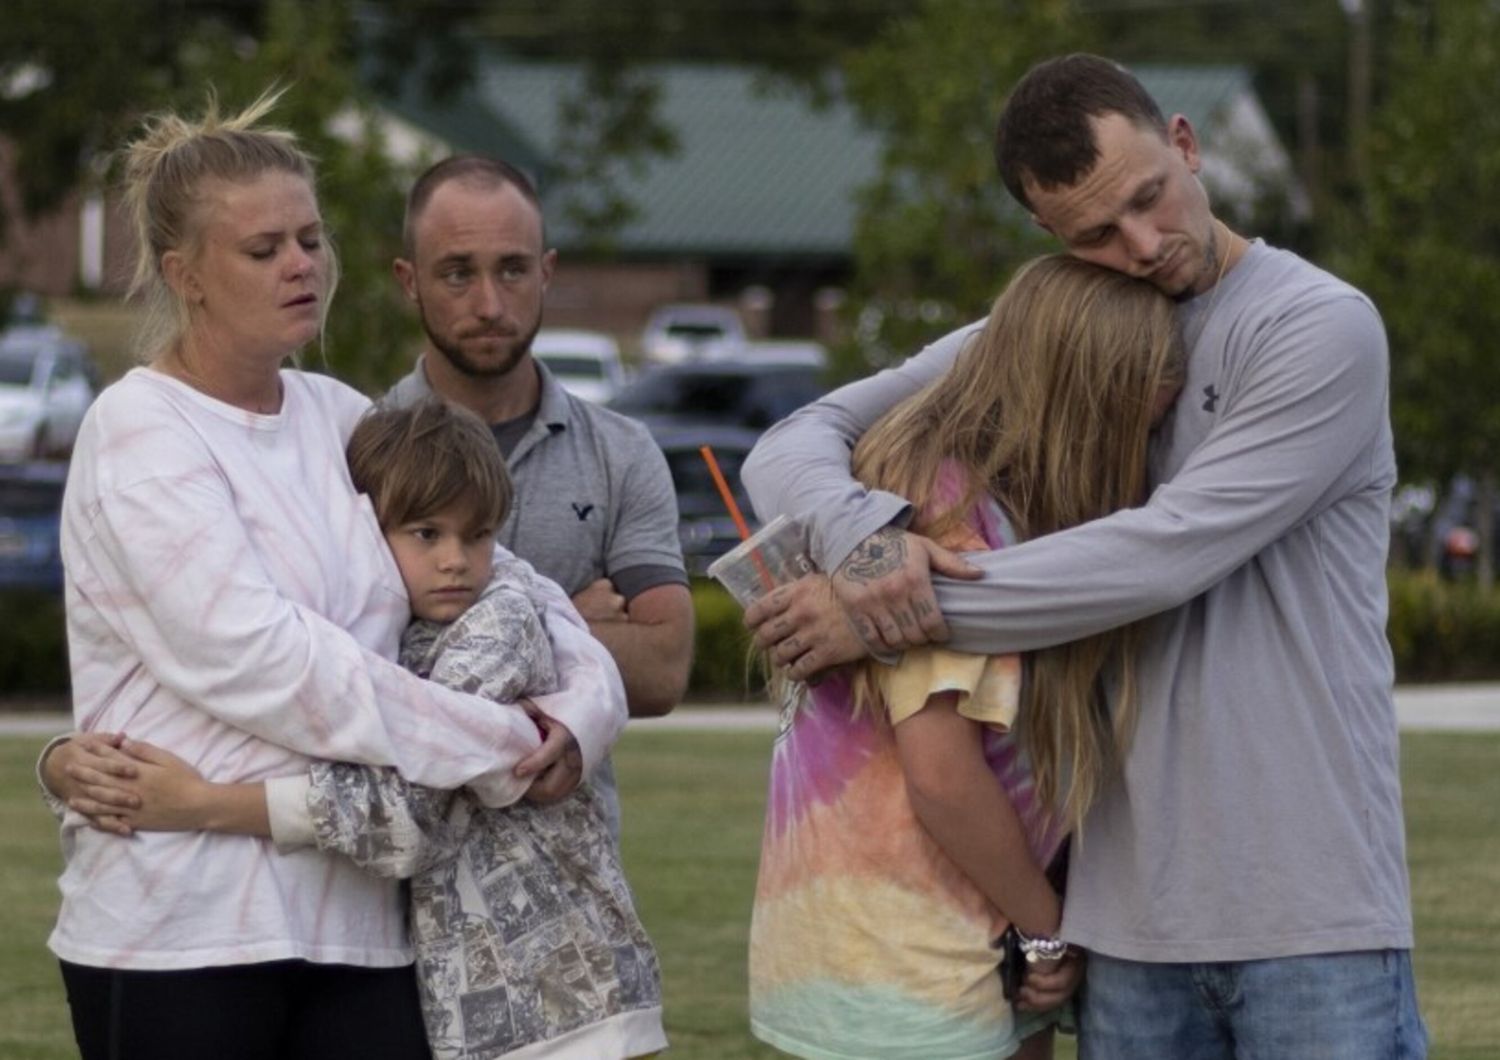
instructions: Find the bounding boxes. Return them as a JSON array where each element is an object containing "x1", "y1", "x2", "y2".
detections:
[
  {"x1": 607, "y1": 361, "x2": 826, "y2": 434},
  {"x1": 0, "y1": 461, "x2": 67, "y2": 592},
  {"x1": 608, "y1": 361, "x2": 827, "y2": 570}
]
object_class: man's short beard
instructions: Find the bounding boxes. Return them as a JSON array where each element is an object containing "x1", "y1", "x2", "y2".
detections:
[{"x1": 420, "y1": 300, "x2": 542, "y2": 380}]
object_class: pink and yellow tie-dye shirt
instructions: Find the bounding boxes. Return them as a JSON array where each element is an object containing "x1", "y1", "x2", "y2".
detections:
[{"x1": 749, "y1": 467, "x2": 1064, "y2": 1060}]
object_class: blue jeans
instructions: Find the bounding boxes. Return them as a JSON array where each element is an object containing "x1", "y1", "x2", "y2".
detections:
[{"x1": 1079, "y1": 950, "x2": 1427, "y2": 1060}]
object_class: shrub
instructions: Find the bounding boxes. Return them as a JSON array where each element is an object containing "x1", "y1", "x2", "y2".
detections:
[
  {"x1": 0, "y1": 592, "x2": 68, "y2": 695},
  {"x1": 1387, "y1": 569, "x2": 1500, "y2": 683},
  {"x1": 4, "y1": 574, "x2": 1496, "y2": 706},
  {"x1": 687, "y1": 579, "x2": 768, "y2": 700}
]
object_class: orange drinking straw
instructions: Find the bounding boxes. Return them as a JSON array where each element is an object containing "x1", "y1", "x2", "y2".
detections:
[
  {"x1": 699, "y1": 445, "x2": 753, "y2": 540},
  {"x1": 699, "y1": 445, "x2": 775, "y2": 592}
]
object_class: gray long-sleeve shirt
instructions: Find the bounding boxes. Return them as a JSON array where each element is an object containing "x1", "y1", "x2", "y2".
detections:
[{"x1": 743, "y1": 241, "x2": 1413, "y2": 962}]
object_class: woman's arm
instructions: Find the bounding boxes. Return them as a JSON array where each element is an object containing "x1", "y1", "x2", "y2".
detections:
[
  {"x1": 72, "y1": 471, "x2": 544, "y2": 806},
  {"x1": 892, "y1": 692, "x2": 1060, "y2": 937},
  {"x1": 493, "y1": 554, "x2": 626, "y2": 775}
]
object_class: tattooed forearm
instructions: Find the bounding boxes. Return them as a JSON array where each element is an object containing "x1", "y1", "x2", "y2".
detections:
[{"x1": 837, "y1": 527, "x2": 908, "y2": 584}]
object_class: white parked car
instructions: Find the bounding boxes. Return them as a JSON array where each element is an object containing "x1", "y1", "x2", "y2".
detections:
[
  {"x1": 531, "y1": 329, "x2": 627, "y2": 404},
  {"x1": 0, "y1": 326, "x2": 96, "y2": 462},
  {"x1": 639, "y1": 303, "x2": 747, "y2": 364}
]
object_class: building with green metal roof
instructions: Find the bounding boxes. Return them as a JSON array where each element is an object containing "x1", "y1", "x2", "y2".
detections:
[{"x1": 373, "y1": 57, "x2": 1302, "y2": 341}]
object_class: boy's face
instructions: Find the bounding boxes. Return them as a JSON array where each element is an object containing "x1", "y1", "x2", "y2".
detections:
[{"x1": 385, "y1": 507, "x2": 497, "y2": 623}]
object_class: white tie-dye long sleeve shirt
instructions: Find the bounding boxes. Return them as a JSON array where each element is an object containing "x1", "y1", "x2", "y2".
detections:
[{"x1": 50, "y1": 367, "x2": 625, "y2": 971}]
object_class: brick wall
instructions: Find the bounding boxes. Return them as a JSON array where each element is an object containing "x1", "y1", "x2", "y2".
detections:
[
  {"x1": 543, "y1": 259, "x2": 710, "y2": 349},
  {"x1": 1, "y1": 138, "x2": 134, "y2": 298}
]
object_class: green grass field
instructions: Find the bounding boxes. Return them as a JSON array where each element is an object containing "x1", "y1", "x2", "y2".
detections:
[{"x1": 3, "y1": 729, "x2": 1497, "y2": 1059}]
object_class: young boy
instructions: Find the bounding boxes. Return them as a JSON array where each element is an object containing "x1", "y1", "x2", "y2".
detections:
[{"x1": 55, "y1": 399, "x2": 667, "y2": 1060}]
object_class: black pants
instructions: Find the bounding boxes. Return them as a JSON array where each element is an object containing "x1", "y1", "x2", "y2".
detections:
[{"x1": 59, "y1": 958, "x2": 431, "y2": 1060}]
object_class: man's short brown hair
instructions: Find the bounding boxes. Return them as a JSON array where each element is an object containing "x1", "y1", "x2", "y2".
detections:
[
  {"x1": 994, "y1": 53, "x2": 1167, "y2": 211},
  {"x1": 347, "y1": 398, "x2": 513, "y2": 533},
  {"x1": 401, "y1": 154, "x2": 543, "y2": 258}
]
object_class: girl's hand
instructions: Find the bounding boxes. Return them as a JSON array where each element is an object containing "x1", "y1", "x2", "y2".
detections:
[
  {"x1": 76, "y1": 739, "x2": 212, "y2": 834},
  {"x1": 49, "y1": 732, "x2": 140, "y2": 836},
  {"x1": 1015, "y1": 947, "x2": 1086, "y2": 1012}
]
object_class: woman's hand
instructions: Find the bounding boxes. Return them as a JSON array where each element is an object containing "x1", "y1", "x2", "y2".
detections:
[
  {"x1": 1015, "y1": 947, "x2": 1086, "y2": 1012},
  {"x1": 515, "y1": 699, "x2": 583, "y2": 804}
]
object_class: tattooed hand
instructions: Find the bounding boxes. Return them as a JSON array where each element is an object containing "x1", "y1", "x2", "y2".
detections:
[
  {"x1": 829, "y1": 526, "x2": 977, "y2": 656},
  {"x1": 745, "y1": 527, "x2": 980, "y2": 682}
]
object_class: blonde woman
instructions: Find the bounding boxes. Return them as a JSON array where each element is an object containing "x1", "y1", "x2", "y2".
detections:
[
  {"x1": 44, "y1": 93, "x2": 623, "y2": 1059},
  {"x1": 749, "y1": 256, "x2": 1185, "y2": 1060}
]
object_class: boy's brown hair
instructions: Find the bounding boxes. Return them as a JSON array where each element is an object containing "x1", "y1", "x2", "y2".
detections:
[{"x1": 347, "y1": 398, "x2": 513, "y2": 533}]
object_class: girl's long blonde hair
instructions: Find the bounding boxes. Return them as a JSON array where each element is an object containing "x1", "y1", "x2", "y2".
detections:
[{"x1": 850, "y1": 254, "x2": 1186, "y2": 835}]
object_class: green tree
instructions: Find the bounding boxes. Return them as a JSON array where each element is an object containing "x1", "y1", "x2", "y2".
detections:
[
  {"x1": 1339, "y1": 0, "x2": 1500, "y2": 587},
  {"x1": 834, "y1": 0, "x2": 1087, "y2": 371},
  {"x1": 1, "y1": 0, "x2": 424, "y2": 392}
]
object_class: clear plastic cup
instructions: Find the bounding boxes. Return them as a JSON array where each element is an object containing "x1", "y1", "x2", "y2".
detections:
[{"x1": 706, "y1": 514, "x2": 815, "y2": 607}]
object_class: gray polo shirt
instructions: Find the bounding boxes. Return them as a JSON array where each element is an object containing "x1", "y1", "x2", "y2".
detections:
[
  {"x1": 743, "y1": 241, "x2": 1413, "y2": 964},
  {"x1": 388, "y1": 356, "x2": 687, "y2": 834}
]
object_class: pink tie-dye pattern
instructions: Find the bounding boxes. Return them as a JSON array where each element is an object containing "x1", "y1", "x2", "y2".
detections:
[
  {"x1": 764, "y1": 457, "x2": 1065, "y2": 862},
  {"x1": 766, "y1": 675, "x2": 881, "y2": 837},
  {"x1": 51, "y1": 368, "x2": 621, "y2": 972},
  {"x1": 749, "y1": 461, "x2": 1068, "y2": 1057}
]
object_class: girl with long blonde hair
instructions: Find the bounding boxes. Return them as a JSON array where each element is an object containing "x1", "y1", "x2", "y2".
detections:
[{"x1": 749, "y1": 255, "x2": 1185, "y2": 1060}]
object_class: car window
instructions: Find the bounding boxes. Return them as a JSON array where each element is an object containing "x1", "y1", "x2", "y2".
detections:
[
  {"x1": 0, "y1": 353, "x2": 37, "y2": 387},
  {"x1": 664, "y1": 322, "x2": 729, "y2": 342},
  {"x1": 0, "y1": 477, "x2": 64, "y2": 515},
  {"x1": 538, "y1": 355, "x2": 606, "y2": 379},
  {"x1": 745, "y1": 374, "x2": 824, "y2": 427},
  {"x1": 609, "y1": 373, "x2": 694, "y2": 414},
  {"x1": 612, "y1": 368, "x2": 824, "y2": 426},
  {"x1": 663, "y1": 447, "x2": 753, "y2": 508}
]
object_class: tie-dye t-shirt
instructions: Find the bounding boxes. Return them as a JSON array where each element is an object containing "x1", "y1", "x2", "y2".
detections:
[{"x1": 749, "y1": 469, "x2": 1064, "y2": 1060}]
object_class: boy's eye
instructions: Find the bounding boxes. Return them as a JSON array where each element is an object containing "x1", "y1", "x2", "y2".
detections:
[{"x1": 411, "y1": 526, "x2": 439, "y2": 542}]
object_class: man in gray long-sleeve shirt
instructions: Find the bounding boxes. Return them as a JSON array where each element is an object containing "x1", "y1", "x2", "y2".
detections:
[{"x1": 743, "y1": 54, "x2": 1425, "y2": 1058}]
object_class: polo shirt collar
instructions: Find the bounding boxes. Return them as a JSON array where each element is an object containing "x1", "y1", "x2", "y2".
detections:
[
  {"x1": 531, "y1": 359, "x2": 573, "y2": 432},
  {"x1": 399, "y1": 352, "x2": 572, "y2": 434}
]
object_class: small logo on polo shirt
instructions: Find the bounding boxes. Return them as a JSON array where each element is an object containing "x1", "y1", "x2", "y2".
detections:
[
  {"x1": 1202, "y1": 384, "x2": 1221, "y2": 413},
  {"x1": 571, "y1": 502, "x2": 595, "y2": 521}
]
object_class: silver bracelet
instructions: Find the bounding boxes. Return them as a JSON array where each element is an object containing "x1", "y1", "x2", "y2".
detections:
[{"x1": 1015, "y1": 929, "x2": 1069, "y2": 963}]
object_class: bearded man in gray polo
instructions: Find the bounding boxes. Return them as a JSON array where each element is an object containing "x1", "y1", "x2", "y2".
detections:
[{"x1": 387, "y1": 155, "x2": 693, "y2": 835}]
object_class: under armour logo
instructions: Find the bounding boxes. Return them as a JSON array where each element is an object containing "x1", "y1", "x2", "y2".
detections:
[
  {"x1": 571, "y1": 503, "x2": 595, "y2": 521},
  {"x1": 1202, "y1": 384, "x2": 1221, "y2": 413}
]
